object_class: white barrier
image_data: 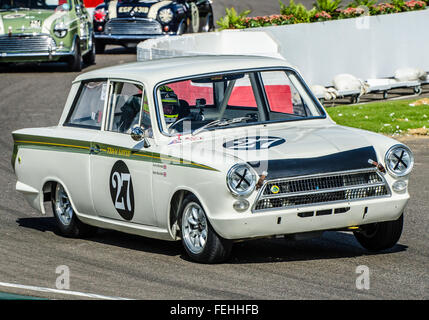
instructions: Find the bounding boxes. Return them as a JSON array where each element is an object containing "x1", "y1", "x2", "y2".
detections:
[
  {"x1": 137, "y1": 30, "x2": 284, "y2": 61},
  {"x1": 137, "y1": 9, "x2": 429, "y2": 87}
]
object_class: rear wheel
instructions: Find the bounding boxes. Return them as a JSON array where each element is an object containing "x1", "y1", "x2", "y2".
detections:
[
  {"x1": 353, "y1": 214, "x2": 403, "y2": 251},
  {"x1": 51, "y1": 183, "x2": 97, "y2": 238},
  {"x1": 179, "y1": 194, "x2": 232, "y2": 263}
]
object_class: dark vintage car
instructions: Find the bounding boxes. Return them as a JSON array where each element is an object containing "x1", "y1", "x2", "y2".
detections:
[{"x1": 92, "y1": 0, "x2": 214, "y2": 53}]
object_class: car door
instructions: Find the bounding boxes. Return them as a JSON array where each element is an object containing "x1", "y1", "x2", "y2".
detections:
[
  {"x1": 89, "y1": 80, "x2": 157, "y2": 226},
  {"x1": 55, "y1": 80, "x2": 108, "y2": 217}
]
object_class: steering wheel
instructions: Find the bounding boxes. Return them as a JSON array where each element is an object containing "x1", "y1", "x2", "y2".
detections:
[{"x1": 167, "y1": 115, "x2": 194, "y2": 134}]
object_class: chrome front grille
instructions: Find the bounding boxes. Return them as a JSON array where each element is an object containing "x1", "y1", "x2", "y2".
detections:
[
  {"x1": 254, "y1": 169, "x2": 390, "y2": 212},
  {"x1": 0, "y1": 35, "x2": 56, "y2": 53},
  {"x1": 105, "y1": 18, "x2": 162, "y2": 35}
]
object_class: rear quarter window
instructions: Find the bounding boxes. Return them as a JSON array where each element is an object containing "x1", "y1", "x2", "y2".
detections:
[{"x1": 65, "y1": 81, "x2": 107, "y2": 129}]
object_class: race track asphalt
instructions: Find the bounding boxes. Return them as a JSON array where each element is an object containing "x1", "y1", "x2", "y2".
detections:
[{"x1": 0, "y1": 47, "x2": 428, "y2": 300}]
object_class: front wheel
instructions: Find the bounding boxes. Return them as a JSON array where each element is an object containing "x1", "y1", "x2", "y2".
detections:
[
  {"x1": 83, "y1": 35, "x2": 96, "y2": 66},
  {"x1": 51, "y1": 183, "x2": 97, "y2": 238},
  {"x1": 353, "y1": 214, "x2": 403, "y2": 251},
  {"x1": 179, "y1": 195, "x2": 232, "y2": 263},
  {"x1": 95, "y1": 40, "x2": 105, "y2": 54},
  {"x1": 67, "y1": 39, "x2": 82, "y2": 72}
]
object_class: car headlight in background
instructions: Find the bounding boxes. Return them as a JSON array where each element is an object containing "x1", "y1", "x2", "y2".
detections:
[
  {"x1": 158, "y1": 8, "x2": 173, "y2": 23},
  {"x1": 53, "y1": 22, "x2": 68, "y2": 38},
  {"x1": 227, "y1": 164, "x2": 257, "y2": 197},
  {"x1": 385, "y1": 145, "x2": 414, "y2": 177}
]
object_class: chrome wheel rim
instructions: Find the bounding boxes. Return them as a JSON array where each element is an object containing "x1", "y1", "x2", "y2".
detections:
[
  {"x1": 55, "y1": 184, "x2": 73, "y2": 226},
  {"x1": 182, "y1": 202, "x2": 208, "y2": 254}
]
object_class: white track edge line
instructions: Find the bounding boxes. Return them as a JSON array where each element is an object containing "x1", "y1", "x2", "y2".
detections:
[{"x1": 0, "y1": 281, "x2": 132, "y2": 300}]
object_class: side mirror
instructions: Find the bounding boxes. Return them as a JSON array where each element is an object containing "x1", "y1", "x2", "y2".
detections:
[
  {"x1": 131, "y1": 125, "x2": 151, "y2": 148},
  {"x1": 131, "y1": 125, "x2": 144, "y2": 141}
]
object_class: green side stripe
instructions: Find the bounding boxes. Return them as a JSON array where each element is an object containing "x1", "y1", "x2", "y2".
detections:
[{"x1": 12, "y1": 134, "x2": 218, "y2": 172}]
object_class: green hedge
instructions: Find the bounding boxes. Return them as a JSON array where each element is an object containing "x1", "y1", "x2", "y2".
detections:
[{"x1": 216, "y1": 0, "x2": 428, "y2": 29}]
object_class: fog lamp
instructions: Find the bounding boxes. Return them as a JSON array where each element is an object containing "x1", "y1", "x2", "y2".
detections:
[
  {"x1": 233, "y1": 199, "x2": 250, "y2": 212},
  {"x1": 392, "y1": 180, "x2": 407, "y2": 193}
]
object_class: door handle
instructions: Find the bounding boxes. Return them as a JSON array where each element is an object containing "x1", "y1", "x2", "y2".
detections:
[{"x1": 90, "y1": 145, "x2": 100, "y2": 154}]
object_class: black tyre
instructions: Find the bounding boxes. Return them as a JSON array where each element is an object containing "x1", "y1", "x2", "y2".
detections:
[
  {"x1": 177, "y1": 21, "x2": 187, "y2": 35},
  {"x1": 383, "y1": 91, "x2": 388, "y2": 99},
  {"x1": 414, "y1": 86, "x2": 422, "y2": 95},
  {"x1": 95, "y1": 40, "x2": 105, "y2": 54},
  {"x1": 0, "y1": 62, "x2": 12, "y2": 69},
  {"x1": 354, "y1": 214, "x2": 403, "y2": 251},
  {"x1": 83, "y1": 35, "x2": 96, "y2": 65},
  {"x1": 51, "y1": 183, "x2": 97, "y2": 238},
  {"x1": 179, "y1": 194, "x2": 232, "y2": 263},
  {"x1": 201, "y1": 13, "x2": 214, "y2": 32},
  {"x1": 68, "y1": 39, "x2": 82, "y2": 72}
]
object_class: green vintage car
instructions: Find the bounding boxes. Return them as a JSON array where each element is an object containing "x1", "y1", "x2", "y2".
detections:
[{"x1": 0, "y1": 0, "x2": 95, "y2": 71}]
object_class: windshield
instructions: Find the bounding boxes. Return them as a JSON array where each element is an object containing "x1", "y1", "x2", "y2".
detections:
[
  {"x1": 0, "y1": 0, "x2": 66, "y2": 10},
  {"x1": 156, "y1": 69, "x2": 325, "y2": 135}
]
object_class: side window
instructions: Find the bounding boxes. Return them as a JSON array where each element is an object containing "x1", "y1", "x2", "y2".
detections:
[
  {"x1": 106, "y1": 82, "x2": 150, "y2": 134},
  {"x1": 260, "y1": 71, "x2": 294, "y2": 115},
  {"x1": 65, "y1": 81, "x2": 107, "y2": 129},
  {"x1": 227, "y1": 74, "x2": 257, "y2": 108},
  {"x1": 260, "y1": 71, "x2": 320, "y2": 117}
]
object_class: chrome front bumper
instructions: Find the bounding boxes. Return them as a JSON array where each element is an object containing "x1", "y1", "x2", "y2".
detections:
[
  {"x1": 210, "y1": 168, "x2": 408, "y2": 240},
  {"x1": 210, "y1": 195, "x2": 409, "y2": 240},
  {"x1": 94, "y1": 17, "x2": 176, "y2": 42},
  {"x1": 94, "y1": 33, "x2": 173, "y2": 41},
  {"x1": 0, "y1": 34, "x2": 75, "y2": 60}
]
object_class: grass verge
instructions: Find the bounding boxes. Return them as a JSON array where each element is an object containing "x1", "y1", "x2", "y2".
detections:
[{"x1": 326, "y1": 99, "x2": 429, "y2": 135}]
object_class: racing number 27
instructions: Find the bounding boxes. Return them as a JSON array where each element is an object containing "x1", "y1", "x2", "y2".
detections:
[{"x1": 111, "y1": 172, "x2": 132, "y2": 212}]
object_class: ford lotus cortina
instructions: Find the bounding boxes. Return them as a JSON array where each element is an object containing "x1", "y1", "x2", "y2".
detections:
[{"x1": 11, "y1": 56, "x2": 413, "y2": 263}]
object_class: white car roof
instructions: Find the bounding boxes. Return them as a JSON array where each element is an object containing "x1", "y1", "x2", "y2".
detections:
[{"x1": 74, "y1": 55, "x2": 293, "y2": 86}]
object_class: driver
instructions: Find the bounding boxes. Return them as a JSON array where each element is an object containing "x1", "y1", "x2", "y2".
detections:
[{"x1": 159, "y1": 85, "x2": 179, "y2": 125}]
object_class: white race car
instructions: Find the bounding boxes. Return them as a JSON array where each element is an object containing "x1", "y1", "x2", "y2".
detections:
[{"x1": 12, "y1": 56, "x2": 413, "y2": 263}]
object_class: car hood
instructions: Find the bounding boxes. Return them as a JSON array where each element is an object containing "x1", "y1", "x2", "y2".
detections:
[
  {"x1": 0, "y1": 9, "x2": 67, "y2": 35},
  {"x1": 165, "y1": 123, "x2": 393, "y2": 178}
]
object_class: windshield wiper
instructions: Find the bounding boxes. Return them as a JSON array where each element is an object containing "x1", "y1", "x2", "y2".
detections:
[{"x1": 192, "y1": 116, "x2": 251, "y2": 136}]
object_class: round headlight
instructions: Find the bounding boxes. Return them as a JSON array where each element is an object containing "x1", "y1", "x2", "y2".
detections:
[
  {"x1": 53, "y1": 22, "x2": 68, "y2": 38},
  {"x1": 158, "y1": 8, "x2": 173, "y2": 24},
  {"x1": 385, "y1": 145, "x2": 414, "y2": 177},
  {"x1": 227, "y1": 164, "x2": 257, "y2": 197}
]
